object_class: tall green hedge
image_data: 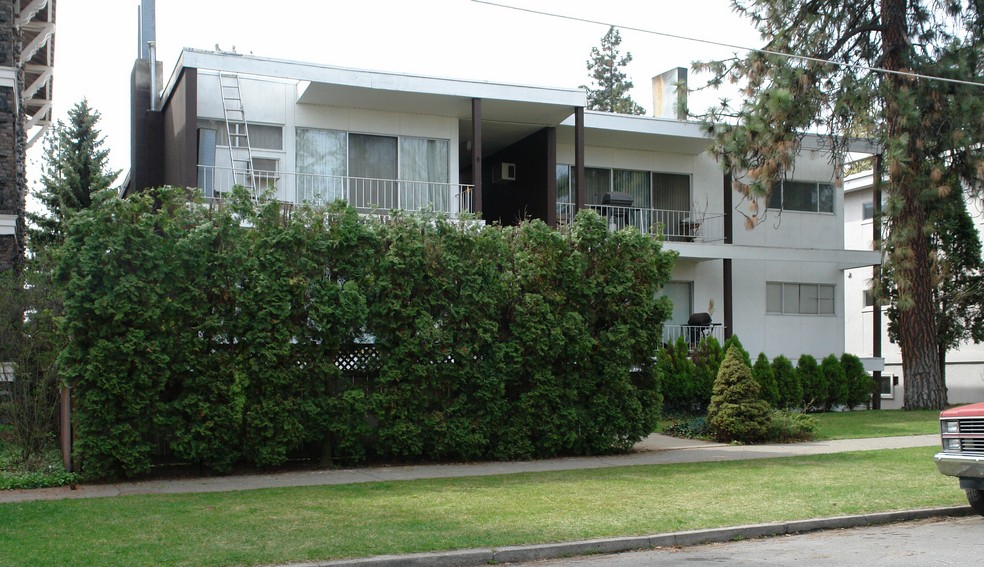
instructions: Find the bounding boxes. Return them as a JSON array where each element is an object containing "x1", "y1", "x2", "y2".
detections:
[{"x1": 57, "y1": 188, "x2": 675, "y2": 477}]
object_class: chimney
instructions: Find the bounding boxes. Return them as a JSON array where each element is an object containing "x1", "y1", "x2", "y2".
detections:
[{"x1": 651, "y1": 67, "x2": 688, "y2": 120}]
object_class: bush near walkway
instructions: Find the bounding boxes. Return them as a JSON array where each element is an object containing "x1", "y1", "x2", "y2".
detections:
[{"x1": 707, "y1": 345, "x2": 771, "y2": 443}]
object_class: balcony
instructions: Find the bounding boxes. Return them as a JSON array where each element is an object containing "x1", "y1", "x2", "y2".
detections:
[
  {"x1": 198, "y1": 165, "x2": 474, "y2": 215},
  {"x1": 662, "y1": 324, "x2": 725, "y2": 348},
  {"x1": 556, "y1": 203, "x2": 726, "y2": 243}
]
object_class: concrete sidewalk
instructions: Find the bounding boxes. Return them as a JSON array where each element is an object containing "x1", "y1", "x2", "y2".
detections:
[{"x1": 0, "y1": 433, "x2": 939, "y2": 504}]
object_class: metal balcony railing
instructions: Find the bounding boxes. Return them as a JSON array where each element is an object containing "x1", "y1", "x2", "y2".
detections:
[
  {"x1": 197, "y1": 165, "x2": 474, "y2": 215},
  {"x1": 662, "y1": 324, "x2": 725, "y2": 347},
  {"x1": 555, "y1": 202, "x2": 725, "y2": 243}
]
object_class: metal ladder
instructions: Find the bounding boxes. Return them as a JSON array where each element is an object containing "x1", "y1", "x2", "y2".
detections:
[{"x1": 218, "y1": 72, "x2": 255, "y2": 192}]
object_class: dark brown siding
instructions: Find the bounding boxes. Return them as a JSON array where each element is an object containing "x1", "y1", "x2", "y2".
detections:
[
  {"x1": 162, "y1": 67, "x2": 197, "y2": 189},
  {"x1": 482, "y1": 128, "x2": 555, "y2": 226}
]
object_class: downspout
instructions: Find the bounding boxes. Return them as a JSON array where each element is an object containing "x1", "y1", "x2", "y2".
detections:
[{"x1": 148, "y1": 41, "x2": 157, "y2": 111}]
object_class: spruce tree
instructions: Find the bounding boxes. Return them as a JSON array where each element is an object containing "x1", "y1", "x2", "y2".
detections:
[
  {"x1": 581, "y1": 26, "x2": 646, "y2": 115},
  {"x1": 27, "y1": 99, "x2": 119, "y2": 251},
  {"x1": 707, "y1": 345, "x2": 771, "y2": 443}
]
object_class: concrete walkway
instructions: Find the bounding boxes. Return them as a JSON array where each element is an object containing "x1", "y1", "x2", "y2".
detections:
[{"x1": 0, "y1": 433, "x2": 939, "y2": 504}]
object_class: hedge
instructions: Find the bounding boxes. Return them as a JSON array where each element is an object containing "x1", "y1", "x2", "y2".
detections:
[{"x1": 57, "y1": 187, "x2": 675, "y2": 477}]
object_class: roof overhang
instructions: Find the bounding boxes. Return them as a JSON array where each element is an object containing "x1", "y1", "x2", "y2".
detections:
[{"x1": 558, "y1": 111, "x2": 711, "y2": 155}]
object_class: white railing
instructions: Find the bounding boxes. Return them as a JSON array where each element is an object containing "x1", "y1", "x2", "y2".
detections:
[
  {"x1": 556, "y1": 202, "x2": 726, "y2": 243},
  {"x1": 662, "y1": 324, "x2": 725, "y2": 347},
  {"x1": 198, "y1": 166, "x2": 473, "y2": 215}
]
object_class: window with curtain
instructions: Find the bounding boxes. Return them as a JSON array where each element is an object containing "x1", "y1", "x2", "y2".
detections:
[
  {"x1": 653, "y1": 173, "x2": 690, "y2": 212},
  {"x1": 349, "y1": 134, "x2": 398, "y2": 210},
  {"x1": 613, "y1": 169, "x2": 652, "y2": 208},
  {"x1": 584, "y1": 168, "x2": 611, "y2": 204},
  {"x1": 399, "y1": 137, "x2": 449, "y2": 211},
  {"x1": 295, "y1": 128, "x2": 346, "y2": 204}
]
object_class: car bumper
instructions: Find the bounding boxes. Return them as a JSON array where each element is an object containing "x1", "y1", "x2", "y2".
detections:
[{"x1": 934, "y1": 452, "x2": 984, "y2": 478}]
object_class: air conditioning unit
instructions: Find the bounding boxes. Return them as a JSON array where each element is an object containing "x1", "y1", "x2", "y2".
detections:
[{"x1": 493, "y1": 162, "x2": 516, "y2": 182}]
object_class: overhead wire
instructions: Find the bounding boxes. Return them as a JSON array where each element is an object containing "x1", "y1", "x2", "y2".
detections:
[{"x1": 471, "y1": 0, "x2": 984, "y2": 89}]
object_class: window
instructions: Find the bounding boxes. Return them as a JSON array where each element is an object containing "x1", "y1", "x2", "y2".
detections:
[
  {"x1": 768, "y1": 180, "x2": 834, "y2": 213},
  {"x1": 295, "y1": 129, "x2": 450, "y2": 210},
  {"x1": 766, "y1": 282, "x2": 835, "y2": 315},
  {"x1": 250, "y1": 158, "x2": 279, "y2": 191},
  {"x1": 197, "y1": 120, "x2": 283, "y2": 150},
  {"x1": 296, "y1": 128, "x2": 346, "y2": 203},
  {"x1": 659, "y1": 281, "x2": 694, "y2": 325},
  {"x1": 862, "y1": 201, "x2": 874, "y2": 220},
  {"x1": 399, "y1": 137, "x2": 449, "y2": 211},
  {"x1": 555, "y1": 167, "x2": 691, "y2": 210}
]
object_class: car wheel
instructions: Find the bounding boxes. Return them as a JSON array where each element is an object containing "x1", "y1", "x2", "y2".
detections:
[{"x1": 967, "y1": 489, "x2": 984, "y2": 516}]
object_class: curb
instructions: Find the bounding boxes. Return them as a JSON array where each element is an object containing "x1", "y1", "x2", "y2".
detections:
[{"x1": 293, "y1": 506, "x2": 974, "y2": 567}]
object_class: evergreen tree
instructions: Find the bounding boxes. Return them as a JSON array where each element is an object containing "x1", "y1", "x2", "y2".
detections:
[
  {"x1": 797, "y1": 354, "x2": 823, "y2": 411},
  {"x1": 27, "y1": 99, "x2": 119, "y2": 251},
  {"x1": 753, "y1": 352, "x2": 779, "y2": 408},
  {"x1": 883, "y1": 188, "x2": 984, "y2": 388},
  {"x1": 707, "y1": 345, "x2": 771, "y2": 443},
  {"x1": 772, "y1": 355, "x2": 801, "y2": 409},
  {"x1": 841, "y1": 353, "x2": 873, "y2": 410},
  {"x1": 581, "y1": 26, "x2": 646, "y2": 115},
  {"x1": 820, "y1": 354, "x2": 847, "y2": 411},
  {"x1": 695, "y1": 1, "x2": 984, "y2": 409}
]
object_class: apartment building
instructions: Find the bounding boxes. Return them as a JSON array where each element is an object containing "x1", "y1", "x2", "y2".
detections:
[{"x1": 125, "y1": 44, "x2": 879, "y2": 363}]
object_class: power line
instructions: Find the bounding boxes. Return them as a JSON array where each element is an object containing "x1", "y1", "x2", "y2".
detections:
[{"x1": 472, "y1": 0, "x2": 984, "y2": 89}]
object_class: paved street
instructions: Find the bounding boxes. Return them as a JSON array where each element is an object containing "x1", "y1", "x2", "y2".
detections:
[{"x1": 517, "y1": 515, "x2": 984, "y2": 566}]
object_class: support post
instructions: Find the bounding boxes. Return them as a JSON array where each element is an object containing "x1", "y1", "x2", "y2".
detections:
[
  {"x1": 723, "y1": 173, "x2": 733, "y2": 339},
  {"x1": 574, "y1": 107, "x2": 585, "y2": 211},
  {"x1": 872, "y1": 154, "x2": 883, "y2": 410},
  {"x1": 471, "y1": 98, "x2": 482, "y2": 215}
]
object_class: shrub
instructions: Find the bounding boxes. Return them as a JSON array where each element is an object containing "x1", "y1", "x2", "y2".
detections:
[
  {"x1": 753, "y1": 353, "x2": 780, "y2": 408},
  {"x1": 766, "y1": 410, "x2": 817, "y2": 443},
  {"x1": 657, "y1": 336, "x2": 698, "y2": 413},
  {"x1": 772, "y1": 355, "x2": 801, "y2": 409},
  {"x1": 691, "y1": 336, "x2": 724, "y2": 412},
  {"x1": 841, "y1": 353, "x2": 873, "y2": 410},
  {"x1": 663, "y1": 416, "x2": 709, "y2": 439},
  {"x1": 707, "y1": 345, "x2": 771, "y2": 443},
  {"x1": 797, "y1": 354, "x2": 823, "y2": 411},
  {"x1": 723, "y1": 335, "x2": 752, "y2": 367},
  {"x1": 820, "y1": 354, "x2": 848, "y2": 411}
]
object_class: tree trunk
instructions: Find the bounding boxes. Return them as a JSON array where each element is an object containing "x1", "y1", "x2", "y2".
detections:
[{"x1": 881, "y1": 0, "x2": 946, "y2": 409}]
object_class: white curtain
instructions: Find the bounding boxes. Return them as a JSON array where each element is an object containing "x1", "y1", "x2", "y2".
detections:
[
  {"x1": 400, "y1": 137, "x2": 449, "y2": 212},
  {"x1": 295, "y1": 128, "x2": 346, "y2": 204}
]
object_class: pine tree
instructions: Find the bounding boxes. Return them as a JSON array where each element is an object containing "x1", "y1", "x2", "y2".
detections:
[
  {"x1": 695, "y1": 1, "x2": 984, "y2": 409},
  {"x1": 27, "y1": 99, "x2": 119, "y2": 251},
  {"x1": 883, "y1": 187, "x2": 984, "y2": 388},
  {"x1": 581, "y1": 26, "x2": 646, "y2": 115}
]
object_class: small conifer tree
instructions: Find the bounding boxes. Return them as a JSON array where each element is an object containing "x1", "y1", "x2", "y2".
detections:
[{"x1": 707, "y1": 345, "x2": 771, "y2": 443}]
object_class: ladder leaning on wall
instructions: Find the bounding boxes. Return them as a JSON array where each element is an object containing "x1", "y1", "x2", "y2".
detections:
[{"x1": 218, "y1": 72, "x2": 255, "y2": 193}]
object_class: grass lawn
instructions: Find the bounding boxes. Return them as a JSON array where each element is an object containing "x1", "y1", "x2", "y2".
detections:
[
  {"x1": 811, "y1": 409, "x2": 940, "y2": 440},
  {"x1": 0, "y1": 446, "x2": 963, "y2": 566}
]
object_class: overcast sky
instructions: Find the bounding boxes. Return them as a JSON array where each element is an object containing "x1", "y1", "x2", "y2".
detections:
[{"x1": 35, "y1": 0, "x2": 761, "y2": 194}]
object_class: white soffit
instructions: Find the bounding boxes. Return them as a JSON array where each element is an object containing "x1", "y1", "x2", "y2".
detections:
[{"x1": 174, "y1": 49, "x2": 584, "y2": 126}]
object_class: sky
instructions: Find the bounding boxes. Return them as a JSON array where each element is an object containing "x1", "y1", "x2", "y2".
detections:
[{"x1": 35, "y1": 0, "x2": 763, "y2": 196}]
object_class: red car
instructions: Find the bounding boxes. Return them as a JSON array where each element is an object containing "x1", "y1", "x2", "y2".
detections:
[{"x1": 934, "y1": 402, "x2": 984, "y2": 515}]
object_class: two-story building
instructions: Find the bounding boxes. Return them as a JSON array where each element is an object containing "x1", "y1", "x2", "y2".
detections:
[{"x1": 125, "y1": 45, "x2": 880, "y2": 362}]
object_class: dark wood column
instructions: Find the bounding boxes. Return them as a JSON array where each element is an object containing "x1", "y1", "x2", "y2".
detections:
[
  {"x1": 574, "y1": 107, "x2": 585, "y2": 211},
  {"x1": 872, "y1": 154, "x2": 883, "y2": 409},
  {"x1": 471, "y1": 98, "x2": 482, "y2": 215},
  {"x1": 723, "y1": 173, "x2": 733, "y2": 339}
]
